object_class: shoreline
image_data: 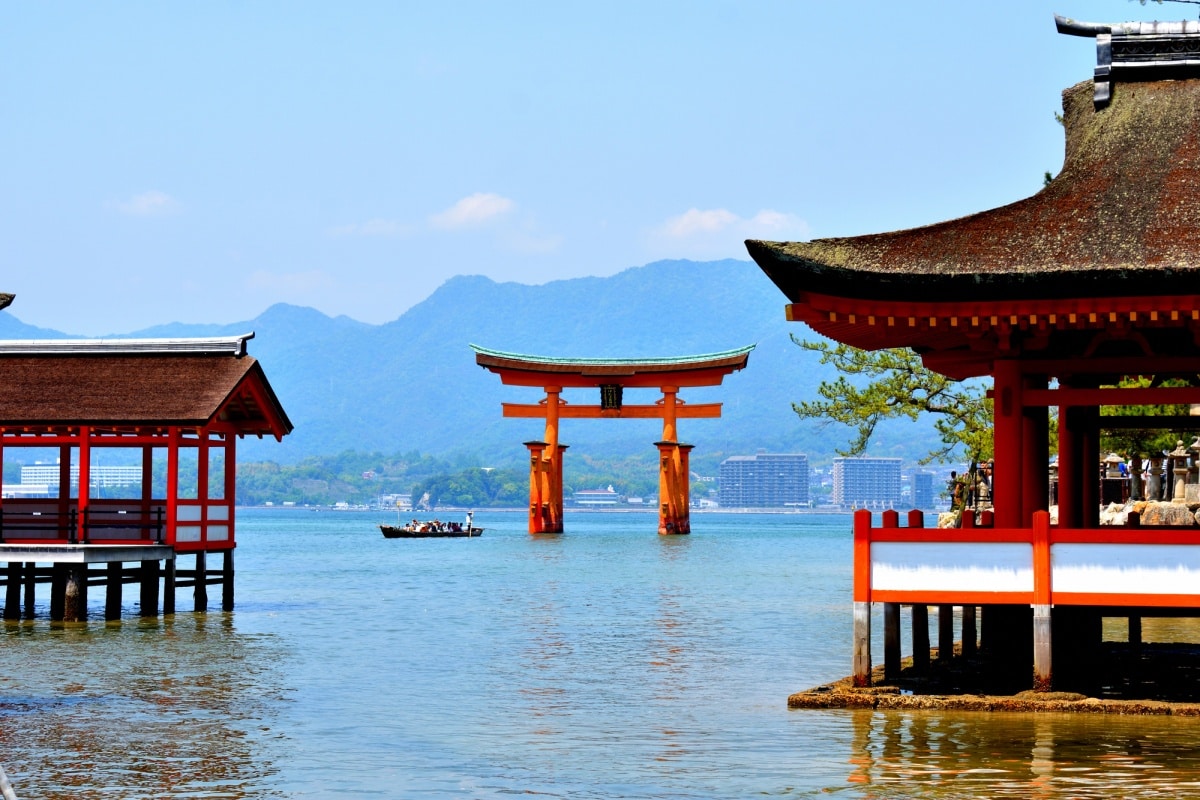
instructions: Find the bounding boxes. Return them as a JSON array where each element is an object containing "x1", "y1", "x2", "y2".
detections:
[{"x1": 791, "y1": 643, "x2": 1200, "y2": 715}]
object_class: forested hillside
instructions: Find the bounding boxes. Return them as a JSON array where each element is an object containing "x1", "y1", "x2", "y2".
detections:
[{"x1": 0, "y1": 259, "x2": 940, "y2": 473}]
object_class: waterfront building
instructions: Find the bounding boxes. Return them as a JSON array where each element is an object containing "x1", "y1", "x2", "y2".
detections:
[
  {"x1": 831, "y1": 457, "x2": 900, "y2": 510},
  {"x1": 912, "y1": 471, "x2": 935, "y2": 510},
  {"x1": 20, "y1": 463, "x2": 143, "y2": 492},
  {"x1": 718, "y1": 452, "x2": 809, "y2": 508},
  {"x1": 0, "y1": 332, "x2": 292, "y2": 622},
  {"x1": 574, "y1": 486, "x2": 621, "y2": 506},
  {"x1": 747, "y1": 15, "x2": 1200, "y2": 692}
]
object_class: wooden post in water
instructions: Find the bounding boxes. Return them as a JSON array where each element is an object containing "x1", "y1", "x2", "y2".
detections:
[
  {"x1": 23, "y1": 562, "x2": 35, "y2": 619},
  {"x1": 64, "y1": 563, "x2": 87, "y2": 622},
  {"x1": 194, "y1": 551, "x2": 208, "y2": 612},
  {"x1": 1033, "y1": 605, "x2": 1053, "y2": 691},
  {"x1": 938, "y1": 605, "x2": 954, "y2": 662},
  {"x1": 139, "y1": 559, "x2": 160, "y2": 617},
  {"x1": 912, "y1": 605, "x2": 930, "y2": 674},
  {"x1": 4, "y1": 561, "x2": 21, "y2": 619},
  {"x1": 49, "y1": 563, "x2": 66, "y2": 621},
  {"x1": 163, "y1": 557, "x2": 176, "y2": 615},
  {"x1": 105, "y1": 561, "x2": 123, "y2": 620},
  {"x1": 222, "y1": 550, "x2": 235, "y2": 611},
  {"x1": 883, "y1": 602, "x2": 901, "y2": 680},
  {"x1": 962, "y1": 605, "x2": 977, "y2": 657}
]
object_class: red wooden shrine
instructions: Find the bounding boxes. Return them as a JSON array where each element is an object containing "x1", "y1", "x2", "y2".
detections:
[
  {"x1": 748, "y1": 16, "x2": 1200, "y2": 690},
  {"x1": 0, "y1": 331, "x2": 292, "y2": 621}
]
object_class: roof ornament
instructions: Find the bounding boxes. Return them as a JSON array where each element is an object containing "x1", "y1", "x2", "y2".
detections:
[{"x1": 1056, "y1": 13, "x2": 1200, "y2": 108}]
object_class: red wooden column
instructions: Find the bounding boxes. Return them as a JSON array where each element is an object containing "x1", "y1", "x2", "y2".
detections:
[
  {"x1": 1031, "y1": 510, "x2": 1053, "y2": 691},
  {"x1": 852, "y1": 509, "x2": 873, "y2": 687},
  {"x1": 655, "y1": 441, "x2": 693, "y2": 535},
  {"x1": 222, "y1": 433, "x2": 237, "y2": 611},
  {"x1": 524, "y1": 440, "x2": 547, "y2": 533},
  {"x1": 77, "y1": 425, "x2": 91, "y2": 541},
  {"x1": 195, "y1": 433, "x2": 211, "y2": 611},
  {"x1": 992, "y1": 360, "x2": 1024, "y2": 529},
  {"x1": 541, "y1": 389, "x2": 564, "y2": 534},
  {"x1": 0, "y1": 441, "x2": 5, "y2": 520},
  {"x1": 678, "y1": 444, "x2": 693, "y2": 534}
]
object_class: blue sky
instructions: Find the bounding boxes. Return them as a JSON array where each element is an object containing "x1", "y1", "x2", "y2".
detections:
[{"x1": 0, "y1": 1, "x2": 1172, "y2": 335}]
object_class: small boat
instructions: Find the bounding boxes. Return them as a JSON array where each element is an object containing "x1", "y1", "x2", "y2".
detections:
[{"x1": 380, "y1": 511, "x2": 483, "y2": 539}]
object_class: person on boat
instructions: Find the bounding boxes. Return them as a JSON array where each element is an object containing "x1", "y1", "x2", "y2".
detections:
[{"x1": 465, "y1": 511, "x2": 474, "y2": 532}]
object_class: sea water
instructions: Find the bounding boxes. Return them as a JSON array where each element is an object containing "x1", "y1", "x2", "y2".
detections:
[{"x1": 3, "y1": 509, "x2": 1200, "y2": 798}]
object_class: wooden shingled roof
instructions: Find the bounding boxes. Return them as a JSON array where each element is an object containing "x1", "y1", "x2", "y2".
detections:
[
  {"x1": 0, "y1": 336, "x2": 293, "y2": 439},
  {"x1": 747, "y1": 76, "x2": 1200, "y2": 304}
]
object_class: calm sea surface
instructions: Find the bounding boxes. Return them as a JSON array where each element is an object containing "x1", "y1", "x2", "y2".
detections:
[{"x1": 4, "y1": 509, "x2": 1200, "y2": 798}]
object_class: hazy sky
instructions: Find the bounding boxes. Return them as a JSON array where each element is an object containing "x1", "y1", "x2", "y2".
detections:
[{"x1": 0, "y1": 1, "x2": 1170, "y2": 335}]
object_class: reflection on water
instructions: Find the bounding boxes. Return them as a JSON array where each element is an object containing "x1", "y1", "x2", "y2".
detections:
[
  {"x1": 845, "y1": 709, "x2": 1200, "y2": 798},
  {"x1": 10, "y1": 511, "x2": 1200, "y2": 797},
  {"x1": 0, "y1": 614, "x2": 286, "y2": 800}
]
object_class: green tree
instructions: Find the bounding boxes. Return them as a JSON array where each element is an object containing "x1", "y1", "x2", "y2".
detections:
[
  {"x1": 1101, "y1": 376, "x2": 1193, "y2": 459},
  {"x1": 792, "y1": 337, "x2": 993, "y2": 464}
]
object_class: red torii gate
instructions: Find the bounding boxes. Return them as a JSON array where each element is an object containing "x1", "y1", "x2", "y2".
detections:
[{"x1": 472, "y1": 345, "x2": 752, "y2": 534}]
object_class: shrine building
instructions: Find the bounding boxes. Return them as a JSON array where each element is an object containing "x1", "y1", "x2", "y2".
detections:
[
  {"x1": 0, "y1": 312, "x2": 292, "y2": 622},
  {"x1": 747, "y1": 16, "x2": 1200, "y2": 691}
]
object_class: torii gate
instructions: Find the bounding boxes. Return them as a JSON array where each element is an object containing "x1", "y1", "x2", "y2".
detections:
[{"x1": 472, "y1": 345, "x2": 753, "y2": 534}]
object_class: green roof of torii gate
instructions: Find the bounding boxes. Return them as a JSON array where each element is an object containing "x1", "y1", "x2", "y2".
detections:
[{"x1": 470, "y1": 344, "x2": 754, "y2": 388}]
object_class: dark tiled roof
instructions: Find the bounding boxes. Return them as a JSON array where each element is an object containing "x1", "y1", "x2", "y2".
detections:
[
  {"x1": 748, "y1": 78, "x2": 1200, "y2": 304},
  {"x1": 0, "y1": 353, "x2": 292, "y2": 437}
]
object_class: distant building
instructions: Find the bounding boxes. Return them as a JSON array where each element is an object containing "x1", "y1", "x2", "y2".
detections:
[
  {"x1": 574, "y1": 485, "x2": 620, "y2": 506},
  {"x1": 718, "y1": 452, "x2": 810, "y2": 508},
  {"x1": 912, "y1": 471, "x2": 935, "y2": 509},
  {"x1": 20, "y1": 463, "x2": 142, "y2": 494},
  {"x1": 832, "y1": 457, "x2": 902, "y2": 509}
]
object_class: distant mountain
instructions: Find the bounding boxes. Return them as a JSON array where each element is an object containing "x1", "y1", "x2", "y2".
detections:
[{"x1": 0, "y1": 259, "x2": 938, "y2": 470}]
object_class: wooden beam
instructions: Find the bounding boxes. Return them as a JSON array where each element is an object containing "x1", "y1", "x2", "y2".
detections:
[
  {"x1": 501, "y1": 402, "x2": 723, "y2": 419},
  {"x1": 1025, "y1": 386, "x2": 1200, "y2": 408}
]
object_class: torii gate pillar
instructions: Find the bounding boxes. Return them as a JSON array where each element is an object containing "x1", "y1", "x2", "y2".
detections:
[
  {"x1": 656, "y1": 441, "x2": 694, "y2": 535},
  {"x1": 525, "y1": 440, "x2": 567, "y2": 534}
]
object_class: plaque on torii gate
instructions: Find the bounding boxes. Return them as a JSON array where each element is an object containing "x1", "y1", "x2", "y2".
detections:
[{"x1": 472, "y1": 344, "x2": 753, "y2": 534}]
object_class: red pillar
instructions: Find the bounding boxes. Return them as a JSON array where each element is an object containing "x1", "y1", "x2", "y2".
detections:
[
  {"x1": 198, "y1": 432, "x2": 210, "y2": 549},
  {"x1": 166, "y1": 428, "x2": 180, "y2": 546},
  {"x1": 225, "y1": 434, "x2": 237, "y2": 548},
  {"x1": 992, "y1": 360, "x2": 1023, "y2": 528},
  {"x1": 524, "y1": 440, "x2": 547, "y2": 533},
  {"x1": 77, "y1": 426, "x2": 91, "y2": 543}
]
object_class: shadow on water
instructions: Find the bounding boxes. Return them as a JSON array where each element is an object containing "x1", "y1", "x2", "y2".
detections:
[{"x1": 0, "y1": 612, "x2": 289, "y2": 800}]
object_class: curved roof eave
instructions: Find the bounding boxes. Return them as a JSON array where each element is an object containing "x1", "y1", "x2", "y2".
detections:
[{"x1": 748, "y1": 77, "x2": 1200, "y2": 306}]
